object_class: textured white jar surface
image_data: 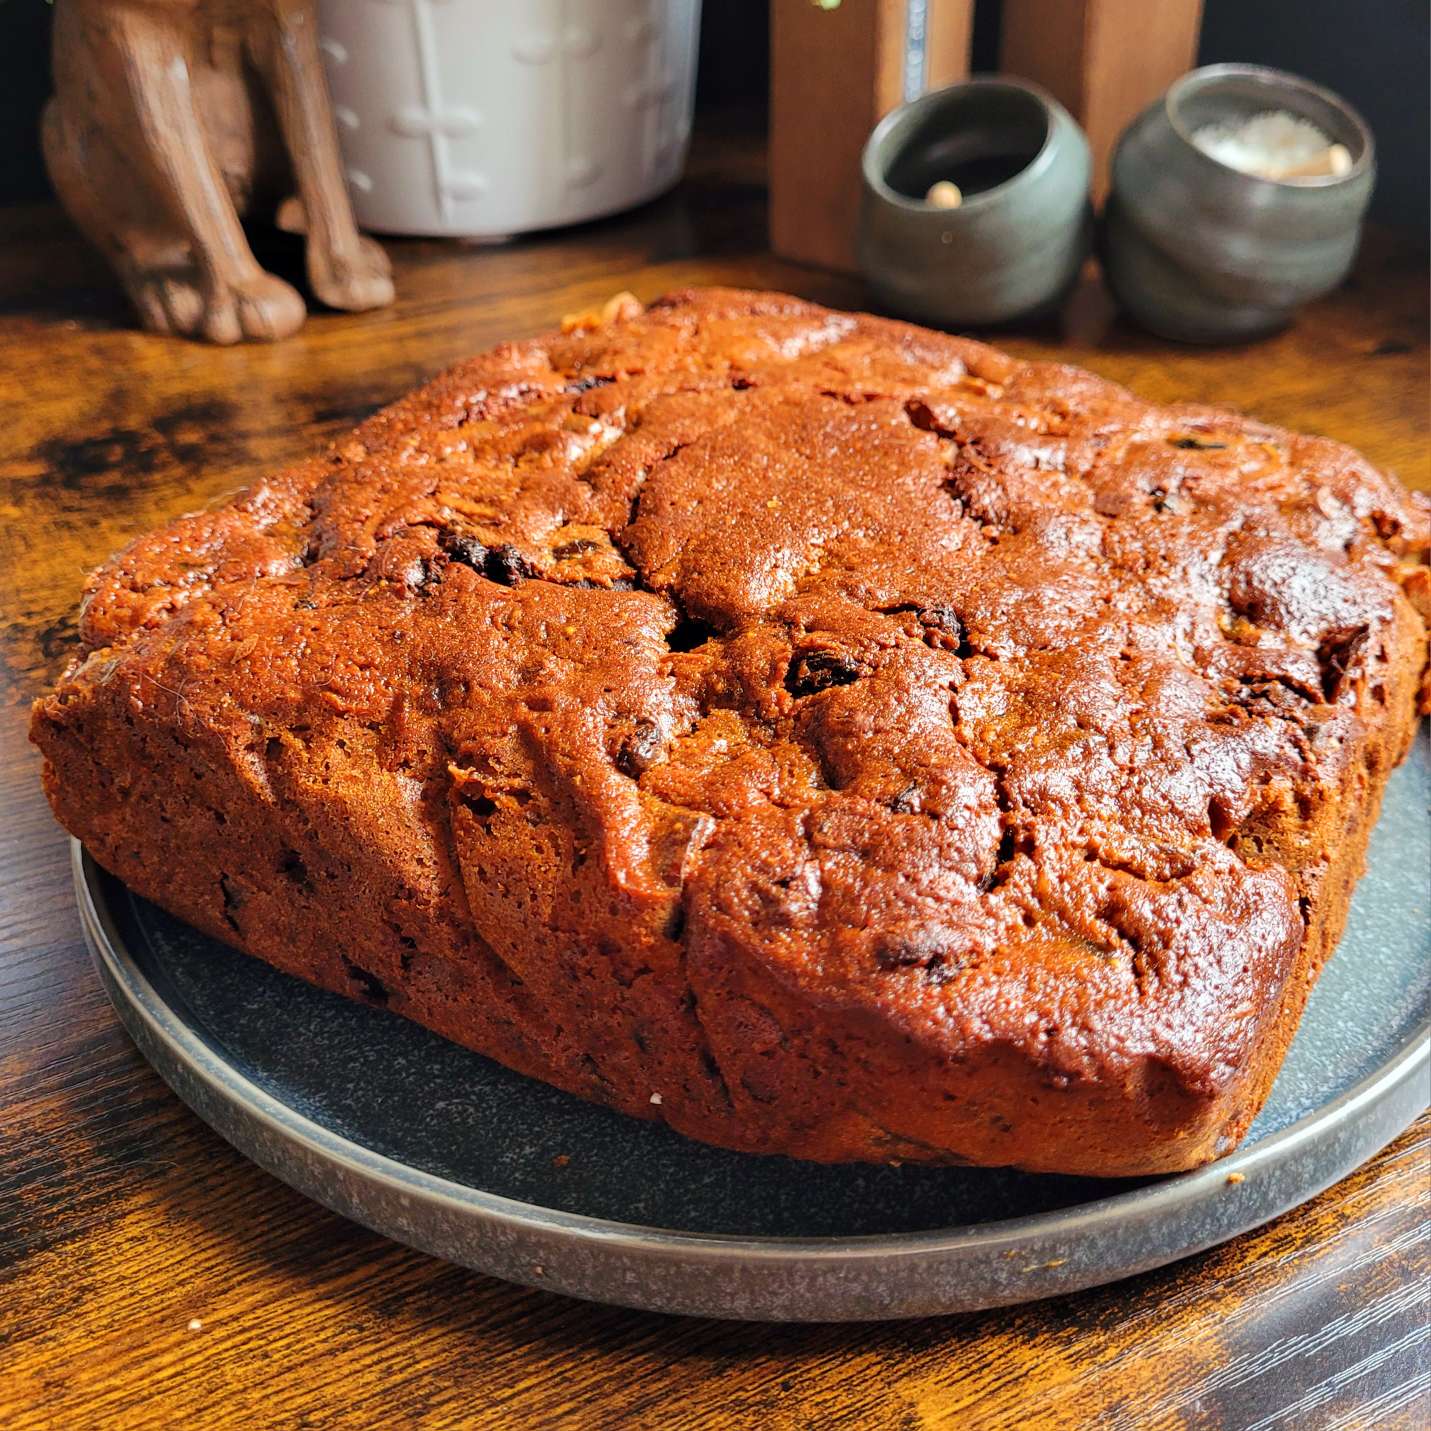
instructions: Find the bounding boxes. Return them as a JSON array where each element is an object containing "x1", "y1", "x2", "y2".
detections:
[{"x1": 317, "y1": 0, "x2": 701, "y2": 237}]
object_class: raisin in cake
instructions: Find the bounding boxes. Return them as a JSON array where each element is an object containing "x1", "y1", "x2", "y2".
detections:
[{"x1": 33, "y1": 290, "x2": 1430, "y2": 1176}]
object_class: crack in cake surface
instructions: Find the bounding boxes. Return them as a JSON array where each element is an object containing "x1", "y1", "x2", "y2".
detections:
[{"x1": 32, "y1": 288, "x2": 1430, "y2": 1175}]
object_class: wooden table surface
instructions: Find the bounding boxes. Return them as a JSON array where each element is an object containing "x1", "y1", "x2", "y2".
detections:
[{"x1": 2, "y1": 123, "x2": 1428, "y2": 1431}]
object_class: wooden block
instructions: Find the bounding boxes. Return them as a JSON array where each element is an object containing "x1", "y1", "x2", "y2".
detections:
[
  {"x1": 770, "y1": 0, "x2": 975, "y2": 273},
  {"x1": 1001, "y1": 0, "x2": 1204, "y2": 200},
  {"x1": 925, "y1": 0, "x2": 977, "y2": 91}
]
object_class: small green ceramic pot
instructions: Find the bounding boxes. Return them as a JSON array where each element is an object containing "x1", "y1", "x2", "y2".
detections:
[
  {"x1": 858, "y1": 77, "x2": 1093, "y2": 329},
  {"x1": 1103, "y1": 64, "x2": 1376, "y2": 344}
]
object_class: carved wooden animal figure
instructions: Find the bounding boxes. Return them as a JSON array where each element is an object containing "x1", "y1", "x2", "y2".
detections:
[{"x1": 44, "y1": 0, "x2": 394, "y2": 343}]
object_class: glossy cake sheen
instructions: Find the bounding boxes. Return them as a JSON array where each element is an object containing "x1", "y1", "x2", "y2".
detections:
[{"x1": 33, "y1": 290, "x2": 1430, "y2": 1175}]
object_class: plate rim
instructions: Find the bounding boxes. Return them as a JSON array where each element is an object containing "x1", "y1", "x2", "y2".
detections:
[{"x1": 74, "y1": 837, "x2": 1430, "y2": 1315}]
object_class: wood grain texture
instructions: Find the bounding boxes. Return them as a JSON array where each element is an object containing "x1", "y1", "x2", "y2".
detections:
[
  {"x1": 1001, "y1": 0, "x2": 1205, "y2": 199},
  {"x1": 1, "y1": 119, "x2": 1427, "y2": 1431},
  {"x1": 770, "y1": 0, "x2": 906, "y2": 272},
  {"x1": 924, "y1": 0, "x2": 976, "y2": 92},
  {"x1": 769, "y1": 0, "x2": 977, "y2": 273}
]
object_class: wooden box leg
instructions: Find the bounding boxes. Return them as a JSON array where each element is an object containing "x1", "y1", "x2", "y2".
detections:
[
  {"x1": 1000, "y1": 0, "x2": 1204, "y2": 201},
  {"x1": 770, "y1": 0, "x2": 975, "y2": 273}
]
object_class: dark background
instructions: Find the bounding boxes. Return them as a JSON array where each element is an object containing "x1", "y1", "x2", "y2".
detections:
[{"x1": 2, "y1": 0, "x2": 1425, "y2": 231}]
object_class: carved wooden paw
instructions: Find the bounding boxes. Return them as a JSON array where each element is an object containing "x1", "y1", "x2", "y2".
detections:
[
  {"x1": 308, "y1": 236, "x2": 396, "y2": 314},
  {"x1": 127, "y1": 264, "x2": 306, "y2": 345},
  {"x1": 214, "y1": 271, "x2": 308, "y2": 344}
]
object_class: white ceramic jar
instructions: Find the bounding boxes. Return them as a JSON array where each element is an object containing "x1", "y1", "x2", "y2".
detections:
[{"x1": 316, "y1": 0, "x2": 702, "y2": 237}]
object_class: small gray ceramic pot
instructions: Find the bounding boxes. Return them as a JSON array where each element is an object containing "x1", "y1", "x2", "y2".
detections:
[
  {"x1": 1103, "y1": 64, "x2": 1376, "y2": 344},
  {"x1": 859, "y1": 78, "x2": 1093, "y2": 329}
]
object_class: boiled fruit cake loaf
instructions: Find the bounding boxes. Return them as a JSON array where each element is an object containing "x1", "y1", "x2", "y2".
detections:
[{"x1": 33, "y1": 289, "x2": 1430, "y2": 1177}]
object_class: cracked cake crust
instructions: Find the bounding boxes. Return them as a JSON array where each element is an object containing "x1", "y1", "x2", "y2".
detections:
[{"x1": 32, "y1": 289, "x2": 1430, "y2": 1175}]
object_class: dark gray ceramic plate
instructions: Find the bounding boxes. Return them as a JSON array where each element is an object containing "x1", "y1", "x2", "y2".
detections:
[{"x1": 76, "y1": 734, "x2": 1429, "y2": 1322}]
